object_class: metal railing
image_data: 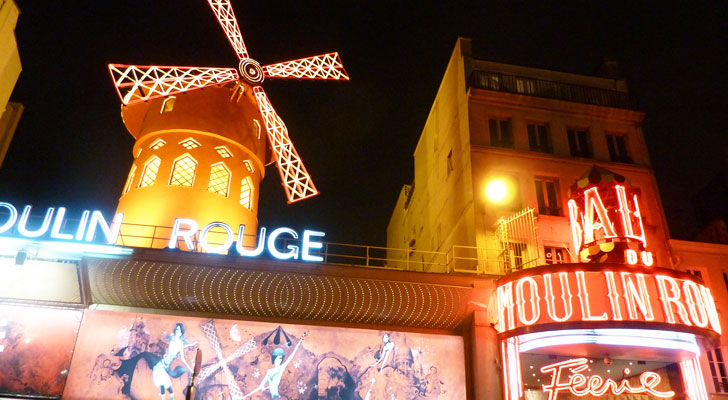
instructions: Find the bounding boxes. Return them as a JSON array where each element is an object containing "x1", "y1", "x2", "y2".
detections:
[
  {"x1": 470, "y1": 70, "x2": 639, "y2": 110},
  {"x1": 495, "y1": 208, "x2": 540, "y2": 274},
  {"x1": 1, "y1": 214, "x2": 544, "y2": 277}
]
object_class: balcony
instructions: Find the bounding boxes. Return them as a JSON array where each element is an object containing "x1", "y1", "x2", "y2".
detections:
[{"x1": 470, "y1": 70, "x2": 639, "y2": 110}]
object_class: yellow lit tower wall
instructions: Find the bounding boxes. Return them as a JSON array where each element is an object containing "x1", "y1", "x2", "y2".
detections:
[
  {"x1": 0, "y1": 0, "x2": 22, "y2": 168},
  {"x1": 117, "y1": 83, "x2": 266, "y2": 249}
]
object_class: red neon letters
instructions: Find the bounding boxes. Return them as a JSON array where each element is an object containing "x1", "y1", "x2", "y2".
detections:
[
  {"x1": 541, "y1": 358, "x2": 674, "y2": 400},
  {"x1": 569, "y1": 184, "x2": 648, "y2": 263},
  {"x1": 495, "y1": 269, "x2": 722, "y2": 335}
]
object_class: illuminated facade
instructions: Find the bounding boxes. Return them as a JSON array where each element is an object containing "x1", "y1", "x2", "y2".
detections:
[
  {"x1": 388, "y1": 37, "x2": 727, "y2": 399},
  {"x1": 0, "y1": 0, "x2": 22, "y2": 168},
  {"x1": 1, "y1": 16, "x2": 726, "y2": 400},
  {"x1": 109, "y1": 0, "x2": 348, "y2": 249}
]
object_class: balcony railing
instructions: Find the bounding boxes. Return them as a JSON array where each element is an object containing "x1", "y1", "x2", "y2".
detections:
[
  {"x1": 1, "y1": 213, "x2": 545, "y2": 276},
  {"x1": 470, "y1": 70, "x2": 639, "y2": 110}
]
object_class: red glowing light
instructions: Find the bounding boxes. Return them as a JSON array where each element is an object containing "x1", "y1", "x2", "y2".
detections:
[
  {"x1": 494, "y1": 267, "x2": 722, "y2": 334},
  {"x1": 264, "y1": 52, "x2": 350, "y2": 80},
  {"x1": 108, "y1": 65, "x2": 239, "y2": 105},
  {"x1": 540, "y1": 358, "x2": 674, "y2": 400},
  {"x1": 108, "y1": 0, "x2": 349, "y2": 204},
  {"x1": 569, "y1": 184, "x2": 650, "y2": 264},
  {"x1": 680, "y1": 357, "x2": 709, "y2": 400},
  {"x1": 253, "y1": 87, "x2": 318, "y2": 202},
  {"x1": 582, "y1": 187, "x2": 617, "y2": 244},
  {"x1": 207, "y1": 0, "x2": 249, "y2": 60}
]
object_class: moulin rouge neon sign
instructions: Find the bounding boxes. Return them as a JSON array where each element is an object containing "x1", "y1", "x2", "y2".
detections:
[
  {"x1": 540, "y1": 358, "x2": 674, "y2": 400},
  {"x1": 0, "y1": 202, "x2": 324, "y2": 262},
  {"x1": 495, "y1": 268, "x2": 721, "y2": 334},
  {"x1": 569, "y1": 183, "x2": 651, "y2": 265}
]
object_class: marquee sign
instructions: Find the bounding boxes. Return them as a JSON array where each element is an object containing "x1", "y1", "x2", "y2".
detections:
[
  {"x1": 540, "y1": 358, "x2": 674, "y2": 400},
  {"x1": 0, "y1": 202, "x2": 324, "y2": 262},
  {"x1": 568, "y1": 166, "x2": 651, "y2": 264},
  {"x1": 495, "y1": 265, "x2": 721, "y2": 336}
]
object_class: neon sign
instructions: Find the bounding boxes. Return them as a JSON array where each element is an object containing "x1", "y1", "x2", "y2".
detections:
[
  {"x1": 540, "y1": 358, "x2": 674, "y2": 400},
  {"x1": 0, "y1": 202, "x2": 325, "y2": 262},
  {"x1": 495, "y1": 267, "x2": 721, "y2": 335},
  {"x1": 0, "y1": 202, "x2": 122, "y2": 244},
  {"x1": 168, "y1": 219, "x2": 324, "y2": 262},
  {"x1": 568, "y1": 168, "x2": 650, "y2": 264}
]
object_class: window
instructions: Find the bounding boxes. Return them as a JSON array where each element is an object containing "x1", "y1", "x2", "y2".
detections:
[
  {"x1": 150, "y1": 139, "x2": 166, "y2": 150},
  {"x1": 178, "y1": 138, "x2": 201, "y2": 149},
  {"x1": 215, "y1": 146, "x2": 233, "y2": 158},
  {"x1": 160, "y1": 96, "x2": 175, "y2": 113},
  {"x1": 535, "y1": 178, "x2": 560, "y2": 216},
  {"x1": 169, "y1": 155, "x2": 197, "y2": 187},
  {"x1": 685, "y1": 269, "x2": 703, "y2": 280},
  {"x1": 253, "y1": 119, "x2": 261, "y2": 140},
  {"x1": 544, "y1": 246, "x2": 567, "y2": 264},
  {"x1": 446, "y1": 150, "x2": 454, "y2": 176},
  {"x1": 243, "y1": 160, "x2": 254, "y2": 174},
  {"x1": 707, "y1": 347, "x2": 728, "y2": 393},
  {"x1": 208, "y1": 163, "x2": 230, "y2": 197},
  {"x1": 567, "y1": 128, "x2": 592, "y2": 158},
  {"x1": 527, "y1": 123, "x2": 551, "y2": 153},
  {"x1": 240, "y1": 177, "x2": 253, "y2": 210},
  {"x1": 139, "y1": 156, "x2": 161, "y2": 188},
  {"x1": 123, "y1": 166, "x2": 136, "y2": 194},
  {"x1": 516, "y1": 78, "x2": 535, "y2": 94},
  {"x1": 606, "y1": 133, "x2": 632, "y2": 163},
  {"x1": 489, "y1": 118, "x2": 513, "y2": 148}
]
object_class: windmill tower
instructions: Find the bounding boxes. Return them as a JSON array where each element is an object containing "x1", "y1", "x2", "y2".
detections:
[{"x1": 108, "y1": 0, "x2": 348, "y2": 250}]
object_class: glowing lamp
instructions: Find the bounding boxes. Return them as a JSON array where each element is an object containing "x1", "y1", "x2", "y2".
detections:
[{"x1": 485, "y1": 179, "x2": 510, "y2": 204}]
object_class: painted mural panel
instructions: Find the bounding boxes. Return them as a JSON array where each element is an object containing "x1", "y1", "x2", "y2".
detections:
[
  {"x1": 0, "y1": 304, "x2": 82, "y2": 398},
  {"x1": 64, "y1": 310, "x2": 466, "y2": 399}
]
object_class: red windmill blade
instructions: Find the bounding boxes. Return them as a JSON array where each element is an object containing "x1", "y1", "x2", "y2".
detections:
[{"x1": 108, "y1": 0, "x2": 349, "y2": 203}]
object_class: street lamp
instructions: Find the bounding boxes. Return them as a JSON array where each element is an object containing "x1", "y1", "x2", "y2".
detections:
[{"x1": 485, "y1": 179, "x2": 509, "y2": 204}]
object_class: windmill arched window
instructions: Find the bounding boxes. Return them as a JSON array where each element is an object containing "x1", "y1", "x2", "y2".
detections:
[
  {"x1": 179, "y1": 138, "x2": 201, "y2": 149},
  {"x1": 243, "y1": 160, "x2": 254, "y2": 174},
  {"x1": 123, "y1": 165, "x2": 136, "y2": 194},
  {"x1": 240, "y1": 176, "x2": 253, "y2": 210},
  {"x1": 169, "y1": 154, "x2": 197, "y2": 187},
  {"x1": 139, "y1": 156, "x2": 161, "y2": 188},
  {"x1": 253, "y1": 119, "x2": 261, "y2": 140},
  {"x1": 208, "y1": 162, "x2": 230, "y2": 197},
  {"x1": 215, "y1": 145, "x2": 233, "y2": 158},
  {"x1": 150, "y1": 138, "x2": 166, "y2": 150}
]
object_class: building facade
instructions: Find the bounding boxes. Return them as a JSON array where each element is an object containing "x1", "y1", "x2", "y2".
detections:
[
  {"x1": 0, "y1": 0, "x2": 22, "y2": 168},
  {"x1": 388, "y1": 37, "x2": 728, "y2": 399},
  {"x1": 0, "y1": 37, "x2": 726, "y2": 400}
]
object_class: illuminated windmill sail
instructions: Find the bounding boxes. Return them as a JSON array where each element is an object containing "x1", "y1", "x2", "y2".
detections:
[{"x1": 108, "y1": 0, "x2": 348, "y2": 250}]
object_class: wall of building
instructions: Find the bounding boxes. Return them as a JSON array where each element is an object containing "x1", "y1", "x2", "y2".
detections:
[
  {"x1": 387, "y1": 38, "x2": 477, "y2": 273},
  {"x1": 0, "y1": 0, "x2": 21, "y2": 167},
  {"x1": 468, "y1": 88, "x2": 673, "y2": 271},
  {"x1": 671, "y1": 239, "x2": 728, "y2": 397}
]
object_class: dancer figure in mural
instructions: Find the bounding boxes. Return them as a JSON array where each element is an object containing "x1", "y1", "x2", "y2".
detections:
[
  {"x1": 243, "y1": 332, "x2": 307, "y2": 399},
  {"x1": 113, "y1": 322, "x2": 197, "y2": 400},
  {"x1": 370, "y1": 333, "x2": 395, "y2": 372},
  {"x1": 152, "y1": 323, "x2": 197, "y2": 399}
]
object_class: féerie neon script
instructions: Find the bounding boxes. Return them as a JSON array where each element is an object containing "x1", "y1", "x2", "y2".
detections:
[{"x1": 540, "y1": 358, "x2": 674, "y2": 400}]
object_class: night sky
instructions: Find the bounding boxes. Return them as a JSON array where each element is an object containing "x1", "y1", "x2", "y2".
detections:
[{"x1": 1, "y1": 1, "x2": 726, "y2": 246}]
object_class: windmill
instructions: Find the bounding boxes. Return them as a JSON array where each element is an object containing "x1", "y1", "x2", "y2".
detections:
[{"x1": 107, "y1": 0, "x2": 348, "y2": 250}]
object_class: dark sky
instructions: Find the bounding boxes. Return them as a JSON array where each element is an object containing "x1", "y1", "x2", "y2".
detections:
[{"x1": 2, "y1": 1, "x2": 727, "y2": 246}]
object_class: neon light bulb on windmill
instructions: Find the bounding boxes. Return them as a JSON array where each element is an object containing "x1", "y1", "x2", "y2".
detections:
[{"x1": 107, "y1": 0, "x2": 349, "y2": 251}]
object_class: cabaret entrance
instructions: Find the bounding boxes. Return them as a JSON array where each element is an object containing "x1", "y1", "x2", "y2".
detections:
[{"x1": 495, "y1": 264, "x2": 720, "y2": 400}]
